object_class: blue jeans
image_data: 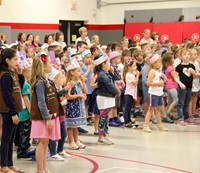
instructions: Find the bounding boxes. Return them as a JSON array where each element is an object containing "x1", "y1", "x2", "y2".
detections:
[
  {"x1": 123, "y1": 95, "x2": 134, "y2": 124},
  {"x1": 177, "y1": 87, "x2": 192, "y2": 120},
  {"x1": 49, "y1": 121, "x2": 67, "y2": 155}
]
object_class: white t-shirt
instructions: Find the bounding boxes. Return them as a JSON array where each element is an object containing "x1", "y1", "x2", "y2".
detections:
[
  {"x1": 192, "y1": 61, "x2": 200, "y2": 92},
  {"x1": 75, "y1": 37, "x2": 91, "y2": 46},
  {"x1": 174, "y1": 58, "x2": 181, "y2": 68}
]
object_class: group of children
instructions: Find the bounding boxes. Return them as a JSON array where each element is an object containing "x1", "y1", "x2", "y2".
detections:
[{"x1": 0, "y1": 28, "x2": 200, "y2": 173}]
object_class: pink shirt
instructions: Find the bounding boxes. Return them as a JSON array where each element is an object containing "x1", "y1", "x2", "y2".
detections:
[
  {"x1": 165, "y1": 66, "x2": 178, "y2": 89},
  {"x1": 125, "y1": 72, "x2": 137, "y2": 100}
]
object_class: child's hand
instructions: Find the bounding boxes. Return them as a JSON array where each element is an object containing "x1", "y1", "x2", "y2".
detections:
[
  {"x1": 122, "y1": 81, "x2": 125, "y2": 88},
  {"x1": 12, "y1": 115, "x2": 19, "y2": 124},
  {"x1": 136, "y1": 70, "x2": 140, "y2": 77},
  {"x1": 81, "y1": 75, "x2": 87, "y2": 82},
  {"x1": 80, "y1": 94, "x2": 87, "y2": 100},
  {"x1": 88, "y1": 64, "x2": 94, "y2": 70},
  {"x1": 46, "y1": 120, "x2": 53, "y2": 130},
  {"x1": 179, "y1": 83, "x2": 186, "y2": 90},
  {"x1": 189, "y1": 68, "x2": 195, "y2": 74},
  {"x1": 158, "y1": 80, "x2": 164, "y2": 87},
  {"x1": 61, "y1": 99, "x2": 67, "y2": 106},
  {"x1": 109, "y1": 66, "x2": 114, "y2": 74}
]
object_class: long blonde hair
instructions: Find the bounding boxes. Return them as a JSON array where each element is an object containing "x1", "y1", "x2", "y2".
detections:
[{"x1": 30, "y1": 55, "x2": 47, "y2": 92}]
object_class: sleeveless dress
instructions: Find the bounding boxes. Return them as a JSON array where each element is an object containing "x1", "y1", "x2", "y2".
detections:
[{"x1": 65, "y1": 81, "x2": 87, "y2": 128}]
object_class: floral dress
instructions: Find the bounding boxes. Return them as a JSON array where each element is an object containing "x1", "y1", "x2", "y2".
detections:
[{"x1": 65, "y1": 81, "x2": 87, "y2": 128}]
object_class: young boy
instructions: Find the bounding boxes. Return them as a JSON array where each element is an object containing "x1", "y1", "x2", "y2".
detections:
[
  {"x1": 133, "y1": 50, "x2": 144, "y2": 117},
  {"x1": 109, "y1": 51, "x2": 125, "y2": 126},
  {"x1": 77, "y1": 41, "x2": 87, "y2": 54},
  {"x1": 17, "y1": 67, "x2": 32, "y2": 160},
  {"x1": 48, "y1": 68, "x2": 71, "y2": 161},
  {"x1": 81, "y1": 49, "x2": 94, "y2": 125}
]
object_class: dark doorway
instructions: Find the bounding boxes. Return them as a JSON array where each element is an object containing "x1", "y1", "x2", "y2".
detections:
[{"x1": 59, "y1": 20, "x2": 84, "y2": 45}]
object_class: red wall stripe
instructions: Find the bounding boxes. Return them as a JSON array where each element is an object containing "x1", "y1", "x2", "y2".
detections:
[
  {"x1": 0, "y1": 22, "x2": 59, "y2": 30},
  {"x1": 85, "y1": 24, "x2": 124, "y2": 30},
  {"x1": 0, "y1": 22, "x2": 124, "y2": 30}
]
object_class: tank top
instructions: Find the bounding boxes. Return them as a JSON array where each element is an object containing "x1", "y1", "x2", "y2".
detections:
[{"x1": 148, "y1": 69, "x2": 164, "y2": 96}]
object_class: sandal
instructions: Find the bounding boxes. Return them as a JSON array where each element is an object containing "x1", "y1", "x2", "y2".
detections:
[
  {"x1": 8, "y1": 166, "x2": 25, "y2": 173},
  {"x1": 68, "y1": 143, "x2": 79, "y2": 150},
  {"x1": 76, "y1": 141, "x2": 86, "y2": 149}
]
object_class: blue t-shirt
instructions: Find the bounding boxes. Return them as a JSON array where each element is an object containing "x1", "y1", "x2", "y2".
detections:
[
  {"x1": 18, "y1": 82, "x2": 32, "y2": 121},
  {"x1": 81, "y1": 64, "x2": 93, "y2": 94}
]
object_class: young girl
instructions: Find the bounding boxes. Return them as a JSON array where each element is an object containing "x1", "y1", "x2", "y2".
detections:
[
  {"x1": 162, "y1": 52, "x2": 186, "y2": 120},
  {"x1": 0, "y1": 48, "x2": 25, "y2": 173},
  {"x1": 30, "y1": 53, "x2": 63, "y2": 173},
  {"x1": 48, "y1": 69, "x2": 71, "y2": 161},
  {"x1": 93, "y1": 54, "x2": 119, "y2": 145},
  {"x1": 90, "y1": 71, "x2": 100, "y2": 135},
  {"x1": 123, "y1": 58, "x2": 139, "y2": 127},
  {"x1": 176, "y1": 49, "x2": 197, "y2": 125},
  {"x1": 65, "y1": 58, "x2": 88, "y2": 150},
  {"x1": 143, "y1": 54, "x2": 168, "y2": 133},
  {"x1": 189, "y1": 49, "x2": 200, "y2": 118}
]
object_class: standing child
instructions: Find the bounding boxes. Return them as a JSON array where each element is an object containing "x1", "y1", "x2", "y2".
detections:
[
  {"x1": 25, "y1": 47, "x2": 34, "y2": 65},
  {"x1": 81, "y1": 49, "x2": 94, "y2": 125},
  {"x1": 176, "y1": 49, "x2": 197, "y2": 125},
  {"x1": 48, "y1": 69, "x2": 71, "y2": 161},
  {"x1": 162, "y1": 52, "x2": 186, "y2": 120},
  {"x1": 133, "y1": 50, "x2": 144, "y2": 117},
  {"x1": 0, "y1": 48, "x2": 25, "y2": 173},
  {"x1": 143, "y1": 54, "x2": 168, "y2": 133},
  {"x1": 123, "y1": 58, "x2": 140, "y2": 127},
  {"x1": 17, "y1": 66, "x2": 33, "y2": 161},
  {"x1": 65, "y1": 58, "x2": 88, "y2": 150},
  {"x1": 109, "y1": 51, "x2": 124, "y2": 126},
  {"x1": 93, "y1": 54, "x2": 119, "y2": 144},
  {"x1": 30, "y1": 54, "x2": 63, "y2": 173}
]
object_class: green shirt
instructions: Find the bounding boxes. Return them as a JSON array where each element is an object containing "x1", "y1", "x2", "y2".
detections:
[{"x1": 18, "y1": 82, "x2": 32, "y2": 121}]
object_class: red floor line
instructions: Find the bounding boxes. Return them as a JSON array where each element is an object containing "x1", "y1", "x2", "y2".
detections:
[
  {"x1": 72, "y1": 152, "x2": 192, "y2": 173},
  {"x1": 68, "y1": 152, "x2": 99, "y2": 173}
]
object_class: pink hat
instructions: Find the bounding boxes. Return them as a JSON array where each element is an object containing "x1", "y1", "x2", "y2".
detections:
[
  {"x1": 109, "y1": 51, "x2": 121, "y2": 60},
  {"x1": 148, "y1": 54, "x2": 160, "y2": 65}
]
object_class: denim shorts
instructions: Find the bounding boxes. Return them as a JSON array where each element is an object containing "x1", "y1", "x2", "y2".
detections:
[
  {"x1": 191, "y1": 92, "x2": 198, "y2": 96},
  {"x1": 149, "y1": 94, "x2": 163, "y2": 107}
]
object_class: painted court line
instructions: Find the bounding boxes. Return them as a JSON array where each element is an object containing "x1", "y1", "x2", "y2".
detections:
[
  {"x1": 97, "y1": 167, "x2": 171, "y2": 173},
  {"x1": 72, "y1": 152, "x2": 192, "y2": 173}
]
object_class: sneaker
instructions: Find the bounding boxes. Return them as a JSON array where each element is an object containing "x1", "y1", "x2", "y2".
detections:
[
  {"x1": 109, "y1": 120, "x2": 120, "y2": 127},
  {"x1": 58, "y1": 151, "x2": 71, "y2": 158},
  {"x1": 32, "y1": 138, "x2": 38, "y2": 146},
  {"x1": 185, "y1": 118, "x2": 192, "y2": 123},
  {"x1": 162, "y1": 116, "x2": 174, "y2": 123},
  {"x1": 76, "y1": 141, "x2": 86, "y2": 149},
  {"x1": 119, "y1": 116, "x2": 125, "y2": 123},
  {"x1": 157, "y1": 124, "x2": 168, "y2": 131},
  {"x1": 143, "y1": 124, "x2": 152, "y2": 133},
  {"x1": 114, "y1": 117, "x2": 124, "y2": 125},
  {"x1": 124, "y1": 123, "x2": 133, "y2": 128},
  {"x1": 17, "y1": 154, "x2": 32, "y2": 161},
  {"x1": 152, "y1": 117, "x2": 157, "y2": 124},
  {"x1": 177, "y1": 118, "x2": 187, "y2": 126},
  {"x1": 98, "y1": 137, "x2": 112, "y2": 145},
  {"x1": 78, "y1": 127, "x2": 88, "y2": 134},
  {"x1": 48, "y1": 154, "x2": 65, "y2": 161},
  {"x1": 104, "y1": 136, "x2": 115, "y2": 144},
  {"x1": 94, "y1": 131, "x2": 99, "y2": 135}
]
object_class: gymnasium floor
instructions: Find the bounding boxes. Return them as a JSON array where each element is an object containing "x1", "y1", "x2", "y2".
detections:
[{"x1": 14, "y1": 120, "x2": 200, "y2": 173}]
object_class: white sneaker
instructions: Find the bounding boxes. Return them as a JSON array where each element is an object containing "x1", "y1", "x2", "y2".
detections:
[
  {"x1": 48, "y1": 154, "x2": 65, "y2": 161},
  {"x1": 58, "y1": 151, "x2": 71, "y2": 158},
  {"x1": 104, "y1": 136, "x2": 115, "y2": 145},
  {"x1": 98, "y1": 137, "x2": 112, "y2": 145}
]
